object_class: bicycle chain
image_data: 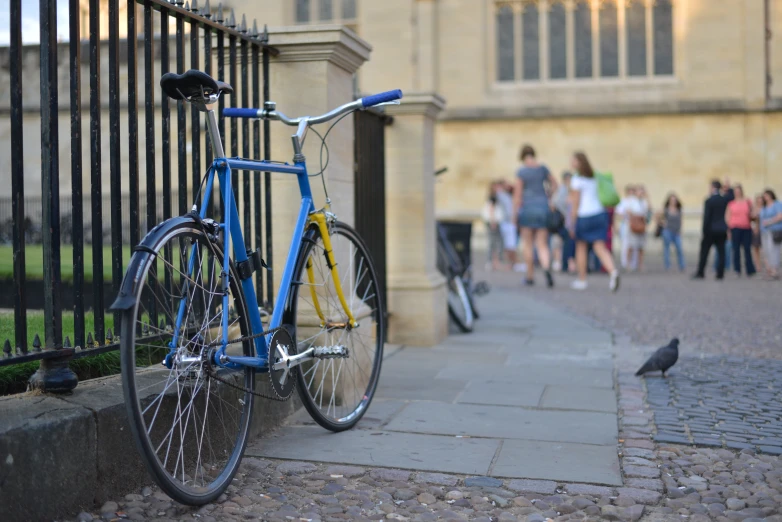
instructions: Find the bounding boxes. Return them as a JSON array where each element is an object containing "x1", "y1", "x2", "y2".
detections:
[{"x1": 202, "y1": 325, "x2": 296, "y2": 402}]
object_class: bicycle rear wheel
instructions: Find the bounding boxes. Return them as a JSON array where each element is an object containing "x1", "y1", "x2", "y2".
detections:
[
  {"x1": 118, "y1": 217, "x2": 254, "y2": 505},
  {"x1": 285, "y1": 221, "x2": 384, "y2": 432}
]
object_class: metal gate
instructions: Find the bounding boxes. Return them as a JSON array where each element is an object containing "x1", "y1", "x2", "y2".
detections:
[{"x1": 354, "y1": 110, "x2": 389, "y2": 330}]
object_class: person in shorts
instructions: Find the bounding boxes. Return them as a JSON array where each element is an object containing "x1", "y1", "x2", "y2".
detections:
[
  {"x1": 494, "y1": 180, "x2": 520, "y2": 270},
  {"x1": 567, "y1": 151, "x2": 620, "y2": 292},
  {"x1": 513, "y1": 145, "x2": 558, "y2": 287}
]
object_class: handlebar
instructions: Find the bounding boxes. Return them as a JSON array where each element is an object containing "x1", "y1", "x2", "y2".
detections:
[{"x1": 223, "y1": 89, "x2": 403, "y2": 126}]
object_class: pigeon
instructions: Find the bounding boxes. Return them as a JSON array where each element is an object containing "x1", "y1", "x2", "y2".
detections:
[{"x1": 635, "y1": 338, "x2": 679, "y2": 377}]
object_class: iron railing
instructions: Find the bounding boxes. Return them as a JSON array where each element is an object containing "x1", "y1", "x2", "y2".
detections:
[{"x1": 1, "y1": 0, "x2": 277, "y2": 391}]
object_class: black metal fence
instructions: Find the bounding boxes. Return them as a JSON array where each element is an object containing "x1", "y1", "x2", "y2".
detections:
[{"x1": 1, "y1": 0, "x2": 277, "y2": 390}]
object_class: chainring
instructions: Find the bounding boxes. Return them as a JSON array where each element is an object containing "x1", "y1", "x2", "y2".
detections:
[{"x1": 268, "y1": 327, "x2": 297, "y2": 400}]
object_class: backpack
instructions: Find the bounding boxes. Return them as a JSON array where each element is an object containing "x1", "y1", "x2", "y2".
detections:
[{"x1": 596, "y1": 172, "x2": 621, "y2": 208}]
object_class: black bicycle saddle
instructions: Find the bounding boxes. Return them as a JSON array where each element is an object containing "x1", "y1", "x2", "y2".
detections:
[{"x1": 160, "y1": 69, "x2": 233, "y2": 100}]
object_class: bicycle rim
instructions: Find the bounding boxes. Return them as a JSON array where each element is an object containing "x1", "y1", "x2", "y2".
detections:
[
  {"x1": 447, "y1": 275, "x2": 474, "y2": 332},
  {"x1": 288, "y1": 222, "x2": 384, "y2": 432},
  {"x1": 120, "y1": 222, "x2": 254, "y2": 505}
]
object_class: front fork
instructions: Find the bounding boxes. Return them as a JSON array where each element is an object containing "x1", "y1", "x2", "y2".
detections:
[{"x1": 307, "y1": 212, "x2": 358, "y2": 329}]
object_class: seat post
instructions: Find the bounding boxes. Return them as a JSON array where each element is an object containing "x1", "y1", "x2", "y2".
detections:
[{"x1": 205, "y1": 109, "x2": 225, "y2": 159}]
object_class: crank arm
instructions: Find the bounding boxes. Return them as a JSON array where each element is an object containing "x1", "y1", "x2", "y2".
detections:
[{"x1": 271, "y1": 347, "x2": 315, "y2": 371}]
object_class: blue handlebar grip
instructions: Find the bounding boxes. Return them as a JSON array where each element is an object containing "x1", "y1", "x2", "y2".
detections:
[
  {"x1": 361, "y1": 89, "x2": 403, "y2": 108},
  {"x1": 223, "y1": 107, "x2": 262, "y2": 118}
]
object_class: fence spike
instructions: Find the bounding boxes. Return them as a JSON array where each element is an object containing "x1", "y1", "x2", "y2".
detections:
[
  {"x1": 191, "y1": 0, "x2": 198, "y2": 13},
  {"x1": 261, "y1": 24, "x2": 269, "y2": 43},
  {"x1": 216, "y1": 2, "x2": 223, "y2": 22},
  {"x1": 240, "y1": 14, "x2": 247, "y2": 33},
  {"x1": 251, "y1": 19, "x2": 258, "y2": 38},
  {"x1": 184, "y1": 2, "x2": 190, "y2": 11},
  {"x1": 86, "y1": 332, "x2": 94, "y2": 347},
  {"x1": 203, "y1": 0, "x2": 211, "y2": 18},
  {"x1": 160, "y1": 318, "x2": 166, "y2": 331},
  {"x1": 64, "y1": 336, "x2": 71, "y2": 348},
  {"x1": 3, "y1": 339, "x2": 11, "y2": 358},
  {"x1": 227, "y1": 8, "x2": 236, "y2": 28},
  {"x1": 15, "y1": 345, "x2": 21, "y2": 356},
  {"x1": 32, "y1": 334, "x2": 42, "y2": 352},
  {"x1": 175, "y1": 0, "x2": 184, "y2": 6},
  {"x1": 107, "y1": 328, "x2": 114, "y2": 342},
  {"x1": 142, "y1": 322, "x2": 150, "y2": 335}
]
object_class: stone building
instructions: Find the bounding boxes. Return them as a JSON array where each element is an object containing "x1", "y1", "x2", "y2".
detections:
[{"x1": 231, "y1": 0, "x2": 782, "y2": 227}]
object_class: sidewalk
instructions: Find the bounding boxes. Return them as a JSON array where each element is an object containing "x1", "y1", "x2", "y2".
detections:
[{"x1": 247, "y1": 289, "x2": 621, "y2": 486}]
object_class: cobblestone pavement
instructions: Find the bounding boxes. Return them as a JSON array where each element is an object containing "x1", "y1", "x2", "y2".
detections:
[
  {"x1": 486, "y1": 267, "x2": 782, "y2": 360},
  {"x1": 646, "y1": 356, "x2": 782, "y2": 454},
  {"x1": 67, "y1": 459, "x2": 658, "y2": 522}
]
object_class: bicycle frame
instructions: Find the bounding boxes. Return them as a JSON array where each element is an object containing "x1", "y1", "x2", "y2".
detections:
[{"x1": 167, "y1": 107, "x2": 354, "y2": 373}]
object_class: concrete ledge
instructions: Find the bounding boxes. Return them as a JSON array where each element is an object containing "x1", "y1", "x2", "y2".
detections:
[{"x1": 0, "y1": 373, "x2": 301, "y2": 522}]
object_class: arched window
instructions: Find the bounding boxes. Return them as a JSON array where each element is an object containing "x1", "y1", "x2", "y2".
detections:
[
  {"x1": 574, "y1": 1, "x2": 592, "y2": 78},
  {"x1": 626, "y1": 0, "x2": 647, "y2": 76},
  {"x1": 295, "y1": 0, "x2": 310, "y2": 23},
  {"x1": 496, "y1": 5, "x2": 516, "y2": 82},
  {"x1": 654, "y1": 0, "x2": 674, "y2": 75},
  {"x1": 548, "y1": 1, "x2": 567, "y2": 80},
  {"x1": 522, "y1": 2, "x2": 540, "y2": 80},
  {"x1": 599, "y1": 0, "x2": 618, "y2": 77},
  {"x1": 319, "y1": 0, "x2": 333, "y2": 21}
]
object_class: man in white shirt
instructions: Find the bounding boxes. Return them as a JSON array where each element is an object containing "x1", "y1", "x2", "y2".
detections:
[{"x1": 616, "y1": 185, "x2": 650, "y2": 272}]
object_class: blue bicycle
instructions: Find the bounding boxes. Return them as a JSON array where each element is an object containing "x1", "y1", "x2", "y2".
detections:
[{"x1": 111, "y1": 70, "x2": 401, "y2": 505}]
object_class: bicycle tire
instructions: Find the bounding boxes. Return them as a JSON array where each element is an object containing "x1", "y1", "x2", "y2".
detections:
[
  {"x1": 118, "y1": 217, "x2": 254, "y2": 505},
  {"x1": 447, "y1": 274, "x2": 474, "y2": 333},
  {"x1": 284, "y1": 221, "x2": 385, "y2": 432}
]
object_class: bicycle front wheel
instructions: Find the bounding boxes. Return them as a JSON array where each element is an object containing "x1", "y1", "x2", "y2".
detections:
[
  {"x1": 119, "y1": 217, "x2": 254, "y2": 505},
  {"x1": 285, "y1": 221, "x2": 385, "y2": 432},
  {"x1": 447, "y1": 274, "x2": 474, "y2": 333}
]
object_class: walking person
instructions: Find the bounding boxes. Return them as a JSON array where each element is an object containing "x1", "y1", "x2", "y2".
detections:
[
  {"x1": 482, "y1": 182, "x2": 506, "y2": 271},
  {"x1": 551, "y1": 171, "x2": 574, "y2": 272},
  {"x1": 752, "y1": 194, "x2": 766, "y2": 275},
  {"x1": 759, "y1": 189, "x2": 782, "y2": 280},
  {"x1": 567, "y1": 151, "x2": 620, "y2": 291},
  {"x1": 618, "y1": 185, "x2": 650, "y2": 272},
  {"x1": 693, "y1": 180, "x2": 734, "y2": 280},
  {"x1": 513, "y1": 144, "x2": 557, "y2": 287},
  {"x1": 658, "y1": 193, "x2": 686, "y2": 272},
  {"x1": 725, "y1": 184, "x2": 755, "y2": 276},
  {"x1": 616, "y1": 185, "x2": 636, "y2": 270},
  {"x1": 494, "y1": 180, "x2": 519, "y2": 271}
]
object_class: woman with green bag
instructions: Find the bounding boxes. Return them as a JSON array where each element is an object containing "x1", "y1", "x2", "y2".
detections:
[{"x1": 567, "y1": 152, "x2": 620, "y2": 292}]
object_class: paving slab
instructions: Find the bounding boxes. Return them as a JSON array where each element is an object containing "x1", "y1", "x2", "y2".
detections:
[
  {"x1": 436, "y1": 363, "x2": 614, "y2": 389},
  {"x1": 247, "y1": 426, "x2": 499, "y2": 475},
  {"x1": 539, "y1": 385, "x2": 618, "y2": 413},
  {"x1": 456, "y1": 381, "x2": 545, "y2": 408},
  {"x1": 385, "y1": 402, "x2": 617, "y2": 445},
  {"x1": 492, "y1": 439, "x2": 622, "y2": 485}
]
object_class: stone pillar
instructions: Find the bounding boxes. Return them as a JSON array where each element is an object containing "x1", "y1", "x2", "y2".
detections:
[
  {"x1": 384, "y1": 93, "x2": 448, "y2": 346},
  {"x1": 265, "y1": 26, "x2": 371, "y2": 294}
]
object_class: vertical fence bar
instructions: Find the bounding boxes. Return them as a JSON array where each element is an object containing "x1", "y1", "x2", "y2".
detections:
[
  {"x1": 39, "y1": 0, "x2": 63, "y2": 350},
  {"x1": 190, "y1": 12, "x2": 201, "y2": 204},
  {"x1": 69, "y1": 0, "x2": 85, "y2": 349},
  {"x1": 160, "y1": 5, "x2": 173, "y2": 326},
  {"x1": 204, "y1": 22, "x2": 215, "y2": 219},
  {"x1": 108, "y1": 0, "x2": 123, "y2": 335},
  {"x1": 217, "y1": 29, "x2": 225, "y2": 152},
  {"x1": 89, "y1": 0, "x2": 105, "y2": 342},
  {"x1": 9, "y1": 0, "x2": 27, "y2": 355},
  {"x1": 128, "y1": 0, "x2": 140, "y2": 250},
  {"x1": 241, "y1": 38, "x2": 250, "y2": 245},
  {"x1": 229, "y1": 34, "x2": 238, "y2": 206},
  {"x1": 262, "y1": 46, "x2": 273, "y2": 307},
  {"x1": 144, "y1": 0, "x2": 157, "y2": 327},
  {"x1": 176, "y1": 12, "x2": 188, "y2": 216},
  {"x1": 252, "y1": 39, "x2": 263, "y2": 303}
]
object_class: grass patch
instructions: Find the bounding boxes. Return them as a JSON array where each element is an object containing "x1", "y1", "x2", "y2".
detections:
[
  {"x1": 0, "y1": 311, "x2": 117, "y2": 395},
  {"x1": 0, "y1": 245, "x2": 131, "y2": 282},
  {"x1": 0, "y1": 310, "x2": 115, "y2": 348}
]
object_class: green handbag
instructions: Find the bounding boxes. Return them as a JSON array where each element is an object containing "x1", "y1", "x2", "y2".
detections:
[{"x1": 596, "y1": 171, "x2": 621, "y2": 208}]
